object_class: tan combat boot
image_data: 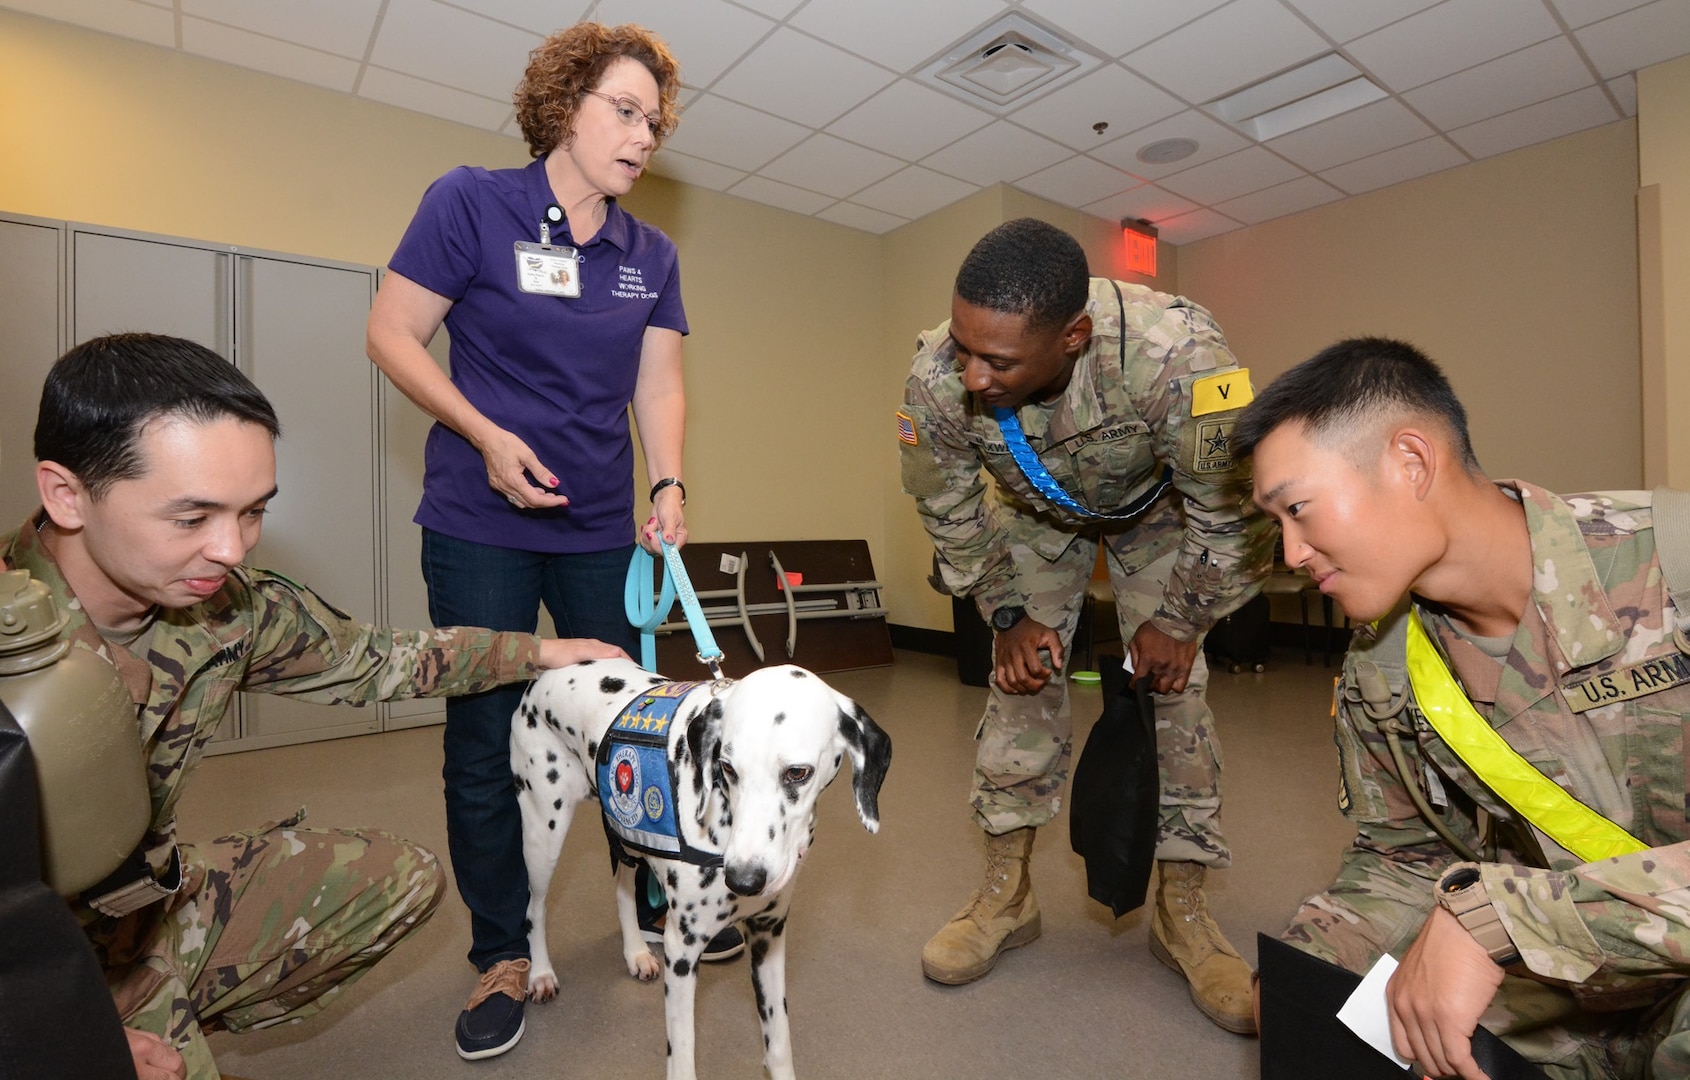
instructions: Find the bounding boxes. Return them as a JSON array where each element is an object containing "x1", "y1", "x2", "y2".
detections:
[
  {"x1": 921, "y1": 827, "x2": 1042, "y2": 985},
  {"x1": 1149, "y1": 860, "x2": 1257, "y2": 1035}
]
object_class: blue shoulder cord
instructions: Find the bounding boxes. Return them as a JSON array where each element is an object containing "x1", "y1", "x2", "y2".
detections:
[
  {"x1": 624, "y1": 540, "x2": 725, "y2": 679},
  {"x1": 991, "y1": 281, "x2": 1172, "y2": 521}
]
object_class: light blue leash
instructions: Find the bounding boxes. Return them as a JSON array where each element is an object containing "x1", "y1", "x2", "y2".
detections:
[{"x1": 625, "y1": 540, "x2": 725, "y2": 679}]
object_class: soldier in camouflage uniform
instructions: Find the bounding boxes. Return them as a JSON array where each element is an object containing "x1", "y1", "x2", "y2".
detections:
[
  {"x1": 1236, "y1": 337, "x2": 1690, "y2": 1080},
  {"x1": 3, "y1": 333, "x2": 624, "y2": 1080},
  {"x1": 898, "y1": 219, "x2": 1273, "y2": 1034}
]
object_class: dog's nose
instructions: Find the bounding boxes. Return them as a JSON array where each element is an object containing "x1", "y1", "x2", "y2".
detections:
[{"x1": 725, "y1": 864, "x2": 767, "y2": 897}]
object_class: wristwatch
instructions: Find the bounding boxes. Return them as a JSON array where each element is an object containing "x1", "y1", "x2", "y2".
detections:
[
  {"x1": 990, "y1": 605, "x2": 1027, "y2": 632},
  {"x1": 1435, "y1": 863, "x2": 1521, "y2": 965}
]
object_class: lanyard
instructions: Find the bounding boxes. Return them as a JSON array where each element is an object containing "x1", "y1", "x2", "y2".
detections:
[
  {"x1": 992, "y1": 281, "x2": 1171, "y2": 522},
  {"x1": 1404, "y1": 608, "x2": 1647, "y2": 863}
]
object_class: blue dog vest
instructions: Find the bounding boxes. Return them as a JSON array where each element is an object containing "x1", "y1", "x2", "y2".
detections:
[{"x1": 597, "y1": 681, "x2": 723, "y2": 868}]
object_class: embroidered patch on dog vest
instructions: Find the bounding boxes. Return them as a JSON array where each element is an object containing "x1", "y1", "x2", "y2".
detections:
[{"x1": 597, "y1": 682, "x2": 722, "y2": 866}]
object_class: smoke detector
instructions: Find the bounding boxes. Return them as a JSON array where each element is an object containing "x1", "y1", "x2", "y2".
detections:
[{"x1": 915, "y1": 12, "x2": 1101, "y2": 112}]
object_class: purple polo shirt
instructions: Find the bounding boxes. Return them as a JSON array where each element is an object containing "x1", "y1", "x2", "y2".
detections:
[{"x1": 388, "y1": 158, "x2": 687, "y2": 553}]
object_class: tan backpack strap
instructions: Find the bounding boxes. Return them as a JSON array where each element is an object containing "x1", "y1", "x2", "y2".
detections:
[{"x1": 1654, "y1": 487, "x2": 1690, "y2": 620}]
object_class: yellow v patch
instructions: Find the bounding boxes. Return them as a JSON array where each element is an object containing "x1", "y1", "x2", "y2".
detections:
[{"x1": 1191, "y1": 369, "x2": 1253, "y2": 417}]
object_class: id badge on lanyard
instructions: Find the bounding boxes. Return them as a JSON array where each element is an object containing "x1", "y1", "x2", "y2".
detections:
[{"x1": 514, "y1": 208, "x2": 580, "y2": 298}]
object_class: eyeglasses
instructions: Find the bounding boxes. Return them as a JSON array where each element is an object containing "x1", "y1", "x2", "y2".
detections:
[{"x1": 584, "y1": 90, "x2": 669, "y2": 139}]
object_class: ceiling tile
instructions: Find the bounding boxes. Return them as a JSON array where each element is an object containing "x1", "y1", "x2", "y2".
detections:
[
  {"x1": 1266, "y1": 97, "x2": 1433, "y2": 172},
  {"x1": 827, "y1": 79, "x2": 994, "y2": 161},
  {"x1": 1019, "y1": 0, "x2": 1230, "y2": 59},
  {"x1": 1005, "y1": 63, "x2": 1183, "y2": 152},
  {"x1": 370, "y1": 0, "x2": 542, "y2": 99},
  {"x1": 662, "y1": 94, "x2": 810, "y2": 171},
  {"x1": 729, "y1": 0, "x2": 804, "y2": 18},
  {"x1": 1279, "y1": 0, "x2": 1443, "y2": 44},
  {"x1": 1346, "y1": 0, "x2": 1561, "y2": 92},
  {"x1": 182, "y1": 16, "x2": 360, "y2": 91},
  {"x1": 760, "y1": 133, "x2": 905, "y2": 198},
  {"x1": 593, "y1": 0, "x2": 773, "y2": 87},
  {"x1": 1013, "y1": 155, "x2": 1139, "y2": 206},
  {"x1": 434, "y1": 0, "x2": 593, "y2": 36},
  {"x1": 818, "y1": 202, "x2": 909, "y2": 233},
  {"x1": 1318, "y1": 135, "x2": 1469, "y2": 194},
  {"x1": 1154, "y1": 207, "x2": 1243, "y2": 245},
  {"x1": 1090, "y1": 109, "x2": 1250, "y2": 179},
  {"x1": 850, "y1": 166, "x2": 978, "y2": 219},
  {"x1": 1123, "y1": 0, "x2": 1328, "y2": 104},
  {"x1": 1403, "y1": 37, "x2": 1593, "y2": 130},
  {"x1": 1550, "y1": 0, "x2": 1657, "y2": 29},
  {"x1": 1448, "y1": 84, "x2": 1621, "y2": 158},
  {"x1": 182, "y1": 0, "x2": 380, "y2": 58},
  {"x1": 1156, "y1": 145, "x2": 1305, "y2": 204},
  {"x1": 1212, "y1": 174, "x2": 1344, "y2": 224},
  {"x1": 921, "y1": 120, "x2": 1073, "y2": 184},
  {"x1": 1576, "y1": 0, "x2": 1690, "y2": 79},
  {"x1": 648, "y1": 149, "x2": 747, "y2": 191},
  {"x1": 725, "y1": 175, "x2": 836, "y2": 215},
  {"x1": 710, "y1": 26, "x2": 896, "y2": 128},
  {"x1": 358, "y1": 65, "x2": 512, "y2": 130},
  {"x1": 789, "y1": 0, "x2": 1004, "y2": 74},
  {"x1": 1083, "y1": 184, "x2": 1200, "y2": 225},
  {"x1": 3, "y1": 0, "x2": 176, "y2": 46},
  {"x1": 1608, "y1": 73, "x2": 1638, "y2": 116}
]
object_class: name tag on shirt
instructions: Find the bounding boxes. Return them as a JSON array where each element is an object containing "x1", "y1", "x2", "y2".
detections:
[{"x1": 514, "y1": 241, "x2": 580, "y2": 298}]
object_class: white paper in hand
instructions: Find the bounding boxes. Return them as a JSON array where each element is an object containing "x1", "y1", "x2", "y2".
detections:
[{"x1": 1337, "y1": 953, "x2": 1415, "y2": 1070}]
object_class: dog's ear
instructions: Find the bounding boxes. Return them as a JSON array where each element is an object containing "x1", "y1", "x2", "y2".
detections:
[
  {"x1": 833, "y1": 695, "x2": 892, "y2": 834},
  {"x1": 684, "y1": 696, "x2": 725, "y2": 826}
]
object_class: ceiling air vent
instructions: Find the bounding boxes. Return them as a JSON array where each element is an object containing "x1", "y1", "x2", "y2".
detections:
[{"x1": 915, "y1": 12, "x2": 1101, "y2": 113}]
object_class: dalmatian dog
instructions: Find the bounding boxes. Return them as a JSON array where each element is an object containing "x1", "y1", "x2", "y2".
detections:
[{"x1": 511, "y1": 657, "x2": 892, "y2": 1080}]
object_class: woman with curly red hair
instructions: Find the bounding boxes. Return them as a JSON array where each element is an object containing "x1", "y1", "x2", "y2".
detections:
[{"x1": 366, "y1": 21, "x2": 729, "y2": 1061}]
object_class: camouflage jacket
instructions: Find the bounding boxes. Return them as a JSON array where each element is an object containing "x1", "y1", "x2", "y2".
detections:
[
  {"x1": 2, "y1": 513, "x2": 541, "y2": 914},
  {"x1": 1334, "y1": 483, "x2": 1690, "y2": 1004},
  {"x1": 898, "y1": 278, "x2": 1272, "y2": 640}
]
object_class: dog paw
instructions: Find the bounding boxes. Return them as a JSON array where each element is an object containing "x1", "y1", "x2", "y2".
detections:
[
  {"x1": 528, "y1": 971, "x2": 560, "y2": 1002},
  {"x1": 625, "y1": 948, "x2": 661, "y2": 982}
]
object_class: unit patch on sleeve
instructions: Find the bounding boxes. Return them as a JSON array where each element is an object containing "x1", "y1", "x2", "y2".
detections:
[
  {"x1": 1192, "y1": 417, "x2": 1238, "y2": 474},
  {"x1": 1191, "y1": 369, "x2": 1253, "y2": 417},
  {"x1": 897, "y1": 410, "x2": 918, "y2": 446}
]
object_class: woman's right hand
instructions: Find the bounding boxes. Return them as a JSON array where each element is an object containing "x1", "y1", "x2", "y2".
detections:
[{"x1": 479, "y1": 425, "x2": 568, "y2": 509}]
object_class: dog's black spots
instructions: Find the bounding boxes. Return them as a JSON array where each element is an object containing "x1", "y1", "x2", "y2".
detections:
[
  {"x1": 750, "y1": 960, "x2": 769, "y2": 1018},
  {"x1": 512, "y1": 776, "x2": 528, "y2": 792},
  {"x1": 547, "y1": 819, "x2": 556, "y2": 830},
  {"x1": 524, "y1": 710, "x2": 538, "y2": 729},
  {"x1": 838, "y1": 711, "x2": 864, "y2": 750},
  {"x1": 544, "y1": 708, "x2": 562, "y2": 731},
  {"x1": 587, "y1": 739, "x2": 598, "y2": 759},
  {"x1": 707, "y1": 829, "x2": 720, "y2": 846},
  {"x1": 833, "y1": 753, "x2": 842, "y2": 768},
  {"x1": 698, "y1": 865, "x2": 718, "y2": 890},
  {"x1": 773, "y1": 710, "x2": 786, "y2": 725},
  {"x1": 784, "y1": 785, "x2": 801, "y2": 805},
  {"x1": 666, "y1": 1039, "x2": 671, "y2": 1056},
  {"x1": 684, "y1": 901, "x2": 695, "y2": 912},
  {"x1": 773, "y1": 917, "x2": 788, "y2": 939},
  {"x1": 768, "y1": 826, "x2": 775, "y2": 841},
  {"x1": 598, "y1": 675, "x2": 626, "y2": 695},
  {"x1": 564, "y1": 725, "x2": 575, "y2": 737},
  {"x1": 789, "y1": 669, "x2": 808, "y2": 678},
  {"x1": 546, "y1": 768, "x2": 560, "y2": 784},
  {"x1": 707, "y1": 698, "x2": 725, "y2": 720},
  {"x1": 672, "y1": 957, "x2": 691, "y2": 977},
  {"x1": 765, "y1": 1034, "x2": 771, "y2": 1049},
  {"x1": 553, "y1": 798, "x2": 563, "y2": 810},
  {"x1": 647, "y1": 675, "x2": 664, "y2": 685},
  {"x1": 682, "y1": 931, "x2": 697, "y2": 946},
  {"x1": 666, "y1": 869, "x2": 680, "y2": 890},
  {"x1": 546, "y1": 750, "x2": 557, "y2": 763},
  {"x1": 751, "y1": 935, "x2": 772, "y2": 966},
  {"x1": 522, "y1": 917, "x2": 532, "y2": 934}
]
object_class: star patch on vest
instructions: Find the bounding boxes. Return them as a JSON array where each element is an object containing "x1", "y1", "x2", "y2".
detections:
[{"x1": 1191, "y1": 369, "x2": 1253, "y2": 417}]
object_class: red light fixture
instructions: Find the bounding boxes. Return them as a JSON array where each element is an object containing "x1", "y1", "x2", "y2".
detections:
[{"x1": 1122, "y1": 218, "x2": 1158, "y2": 277}]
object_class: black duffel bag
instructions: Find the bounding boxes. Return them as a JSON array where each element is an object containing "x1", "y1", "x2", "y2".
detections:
[{"x1": 1068, "y1": 660, "x2": 1159, "y2": 917}]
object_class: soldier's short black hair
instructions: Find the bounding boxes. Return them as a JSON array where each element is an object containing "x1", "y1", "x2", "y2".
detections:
[
  {"x1": 35, "y1": 332, "x2": 281, "y2": 499},
  {"x1": 954, "y1": 218, "x2": 1091, "y2": 334},
  {"x1": 1232, "y1": 337, "x2": 1480, "y2": 471}
]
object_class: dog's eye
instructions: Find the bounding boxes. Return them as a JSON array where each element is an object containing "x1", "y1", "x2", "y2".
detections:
[
  {"x1": 783, "y1": 765, "x2": 814, "y2": 786},
  {"x1": 719, "y1": 760, "x2": 737, "y2": 784}
]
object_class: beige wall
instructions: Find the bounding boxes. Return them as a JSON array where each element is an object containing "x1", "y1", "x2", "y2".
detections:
[
  {"x1": 1178, "y1": 118, "x2": 1642, "y2": 494},
  {"x1": 1639, "y1": 54, "x2": 1690, "y2": 488}
]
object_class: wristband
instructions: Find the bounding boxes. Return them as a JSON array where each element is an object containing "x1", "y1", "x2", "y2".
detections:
[{"x1": 649, "y1": 477, "x2": 685, "y2": 505}]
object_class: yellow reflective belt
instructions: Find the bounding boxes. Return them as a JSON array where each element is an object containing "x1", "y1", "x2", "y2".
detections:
[{"x1": 1404, "y1": 609, "x2": 1647, "y2": 863}]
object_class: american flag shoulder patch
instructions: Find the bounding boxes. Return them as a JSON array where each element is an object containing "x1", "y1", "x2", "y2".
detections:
[{"x1": 896, "y1": 411, "x2": 918, "y2": 446}]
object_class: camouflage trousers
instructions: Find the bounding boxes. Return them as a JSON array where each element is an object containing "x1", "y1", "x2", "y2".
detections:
[
  {"x1": 1282, "y1": 847, "x2": 1690, "y2": 1078},
  {"x1": 971, "y1": 535, "x2": 1230, "y2": 867},
  {"x1": 87, "y1": 813, "x2": 444, "y2": 1080}
]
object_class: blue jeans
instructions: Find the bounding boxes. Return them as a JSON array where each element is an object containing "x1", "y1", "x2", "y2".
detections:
[{"x1": 420, "y1": 529, "x2": 638, "y2": 971}]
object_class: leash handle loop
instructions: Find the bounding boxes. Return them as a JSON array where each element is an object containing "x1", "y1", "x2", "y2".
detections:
[{"x1": 625, "y1": 542, "x2": 725, "y2": 679}]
